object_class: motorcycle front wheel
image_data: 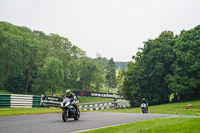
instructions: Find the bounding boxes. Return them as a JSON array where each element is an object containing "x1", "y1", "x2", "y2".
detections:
[{"x1": 62, "y1": 110, "x2": 68, "y2": 122}]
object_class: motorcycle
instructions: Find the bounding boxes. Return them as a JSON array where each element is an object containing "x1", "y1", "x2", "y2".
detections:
[
  {"x1": 60, "y1": 97, "x2": 80, "y2": 122},
  {"x1": 141, "y1": 103, "x2": 148, "y2": 114}
]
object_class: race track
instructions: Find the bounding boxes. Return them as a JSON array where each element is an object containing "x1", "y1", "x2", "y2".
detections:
[{"x1": 0, "y1": 112, "x2": 180, "y2": 133}]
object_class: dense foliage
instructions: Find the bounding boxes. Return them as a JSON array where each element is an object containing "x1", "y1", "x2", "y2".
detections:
[
  {"x1": 115, "y1": 62, "x2": 127, "y2": 70},
  {"x1": 0, "y1": 22, "x2": 117, "y2": 95},
  {"x1": 122, "y1": 26, "x2": 200, "y2": 106}
]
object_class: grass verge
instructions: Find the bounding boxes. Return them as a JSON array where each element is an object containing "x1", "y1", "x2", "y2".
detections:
[
  {"x1": 0, "y1": 108, "x2": 61, "y2": 116},
  {"x1": 0, "y1": 108, "x2": 88, "y2": 117},
  {"x1": 81, "y1": 118, "x2": 200, "y2": 133}
]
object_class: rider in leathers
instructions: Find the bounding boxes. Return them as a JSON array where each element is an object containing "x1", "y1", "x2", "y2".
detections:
[{"x1": 64, "y1": 89, "x2": 78, "y2": 113}]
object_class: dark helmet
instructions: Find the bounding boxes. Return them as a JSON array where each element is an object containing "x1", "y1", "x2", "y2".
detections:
[{"x1": 65, "y1": 89, "x2": 71, "y2": 97}]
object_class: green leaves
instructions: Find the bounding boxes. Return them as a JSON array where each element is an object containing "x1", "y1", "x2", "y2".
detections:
[
  {"x1": 106, "y1": 58, "x2": 117, "y2": 90},
  {"x1": 0, "y1": 22, "x2": 88, "y2": 94},
  {"x1": 123, "y1": 26, "x2": 200, "y2": 106},
  {"x1": 32, "y1": 57, "x2": 64, "y2": 95},
  {"x1": 6, "y1": 71, "x2": 26, "y2": 94},
  {"x1": 123, "y1": 31, "x2": 175, "y2": 106},
  {"x1": 79, "y1": 57, "x2": 104, "y2": 91},
  {"x1": 168, "y1": 25, "x2": 200, "y2": 100}
]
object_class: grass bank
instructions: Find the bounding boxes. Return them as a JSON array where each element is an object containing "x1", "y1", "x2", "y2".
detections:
[
  {"x1": 101, "y1": 100, "x2": 200, "y2": 116},
  {"x1": 81, "y1": 118, "x2": 200, "y2": 133},
  {"x1": 78, "y1": 96, "x2": 113, "y2": 103},
  {"x1": 81, "y1": 100, "x2": 200, "y2": 133}
]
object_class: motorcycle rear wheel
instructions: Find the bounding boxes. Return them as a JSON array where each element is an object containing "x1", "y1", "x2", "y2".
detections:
[{"x1": 74, "y1": 109, "x2": 80, "y2": 120}]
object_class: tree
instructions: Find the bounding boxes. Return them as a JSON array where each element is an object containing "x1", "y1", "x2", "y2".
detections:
[
  {"x1": 106, "y1": 58, "x2": 117, "y2": 92},
  {"x1": 116, "y1": 69, "x2": 125, "y2": 95},
  {"x1": 79, "y1": 57, "x2": 104, "y2": 91},
  {"x1": 6, "y1": 70, "x2": 26, "y2": 93},
  {"x1": 32, "y1": 57, "x2": 64, "y2": 95},
  {"x1": 122, "y1": 31, "x2": 175, "y2": 106},
  {"x1": 167, "y1": 25, "x2": 200, "y2": 101}
]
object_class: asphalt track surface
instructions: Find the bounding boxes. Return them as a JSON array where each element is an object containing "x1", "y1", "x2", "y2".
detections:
[{"x1": 0, "y1": 112, "x2": 180, "y2": 133}]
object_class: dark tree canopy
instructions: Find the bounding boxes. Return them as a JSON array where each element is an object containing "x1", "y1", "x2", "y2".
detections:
[{"x1": 122, "y1": 26, "x2": 200, "y2": 106}]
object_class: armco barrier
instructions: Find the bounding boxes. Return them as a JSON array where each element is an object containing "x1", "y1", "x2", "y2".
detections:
[
  {"x1": 0, "y1": 94, "x2": 11, "y2": 108},
  {"x1": 10, "y1": 94, "x2": 33, "y2": 108},
  {"x1": 79, "y1": 102, "x2": 113, "y2": 110},
  {"x1": 0, "y1": 94, "x2": 129, "y2": 109},
  {"x1": 40, "y1": 95, "x2": 114, "y2": 110},
  {"x1": 0, "y1": 94, "x2": 41, "y2": 108},
  {"x1": 33, "y1": 96, "x2": 41, "y2": 108}
]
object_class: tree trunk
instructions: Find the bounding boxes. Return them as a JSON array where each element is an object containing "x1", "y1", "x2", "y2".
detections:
[
  {"x1": 25, "y1": 68, "x2": 31, "y2": 93},
  {"x1": 7, "y1": 61, "x2": 10, "y2": 78},
  {"x1": 82, "y1": 81, "x2": 85, "y2": 91}
]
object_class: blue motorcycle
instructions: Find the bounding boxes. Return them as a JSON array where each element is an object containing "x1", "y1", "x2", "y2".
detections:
[
  {"x1": 141, "y1": 103, "x2": 148, "y2": 114},
  {"x1": 60, "y1": 97, "x2": 80, "y2": 122}
]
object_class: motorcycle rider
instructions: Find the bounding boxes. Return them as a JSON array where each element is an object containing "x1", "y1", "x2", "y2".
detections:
[
  {"x1": 64, "y1": 89, "x2": 78, "y2": 113},
  {"x1": 141, "y1": 98, "x2": 148, "y2": 112}
]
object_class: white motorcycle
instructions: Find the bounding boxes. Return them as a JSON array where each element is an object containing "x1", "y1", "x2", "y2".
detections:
[
  {"x1": 141, "y1": 103, "x2": 148, "y2": 114},
  {"x1": 60, "y1": 97, "x2": 80, "y2": 122}
]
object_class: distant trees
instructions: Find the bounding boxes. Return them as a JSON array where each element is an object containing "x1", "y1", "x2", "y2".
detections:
[
  {"x1": 0, "y1": 22, "x2": 118, "y2": 95},
  {"x1": 79, "y1": 57, "x2": 104, "y2": 91},
  {"x1": 0, "y1": 22, "x2": 88, "y2": 95},
  {"x1": 115, "y1": 62, "x2": 127, "y2": 70},
  {"x1": 122, "y1": 25, "x2": 200, "y2": 106}
]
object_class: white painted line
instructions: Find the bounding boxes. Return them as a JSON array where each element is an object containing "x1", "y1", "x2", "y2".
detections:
[{"x1": 71, "y1": 121, "x2": 139, "y2": 133}]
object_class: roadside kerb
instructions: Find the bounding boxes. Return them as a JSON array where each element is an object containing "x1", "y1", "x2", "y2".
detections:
[{"x1": 79, "y1": 102, "x2": 113, "y2": 110}]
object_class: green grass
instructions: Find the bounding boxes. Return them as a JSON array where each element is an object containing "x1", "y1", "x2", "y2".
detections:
[
  {"x1": 0, "y1": 89, "x2": 12, "y2": 94},
  {"x1": 82, "y1": 100, "x2": 200, "y2": 133},
  {"x1": 81, "y1": 118, "x2": 200, "y2": 133},
  {"x1": 98, "y1": 86, "x2": 118, "y2": 93},
  {"x1": 101, "y1": 100, "x2": 200, "y2": 116},
  {"x1": 0, "y1": 108, "x2": 61, "y2": 116},
  {"x1": 78, "y1": 96, "x2": 114, "y2": 103}
]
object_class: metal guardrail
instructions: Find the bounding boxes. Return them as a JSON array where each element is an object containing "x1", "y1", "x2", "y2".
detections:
[
  {"x1": 0, "y1": 94, "x2": 41, "y2": 108},
  {"x1": 0, "y1": 94, "x2": 130, "y2": 109},
  {"x1": 40, "y1": 95, "x2": 114, "y2": 110},
  {"x1": 0, "y1": 94, "x2": 10, "y2": 108}
]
